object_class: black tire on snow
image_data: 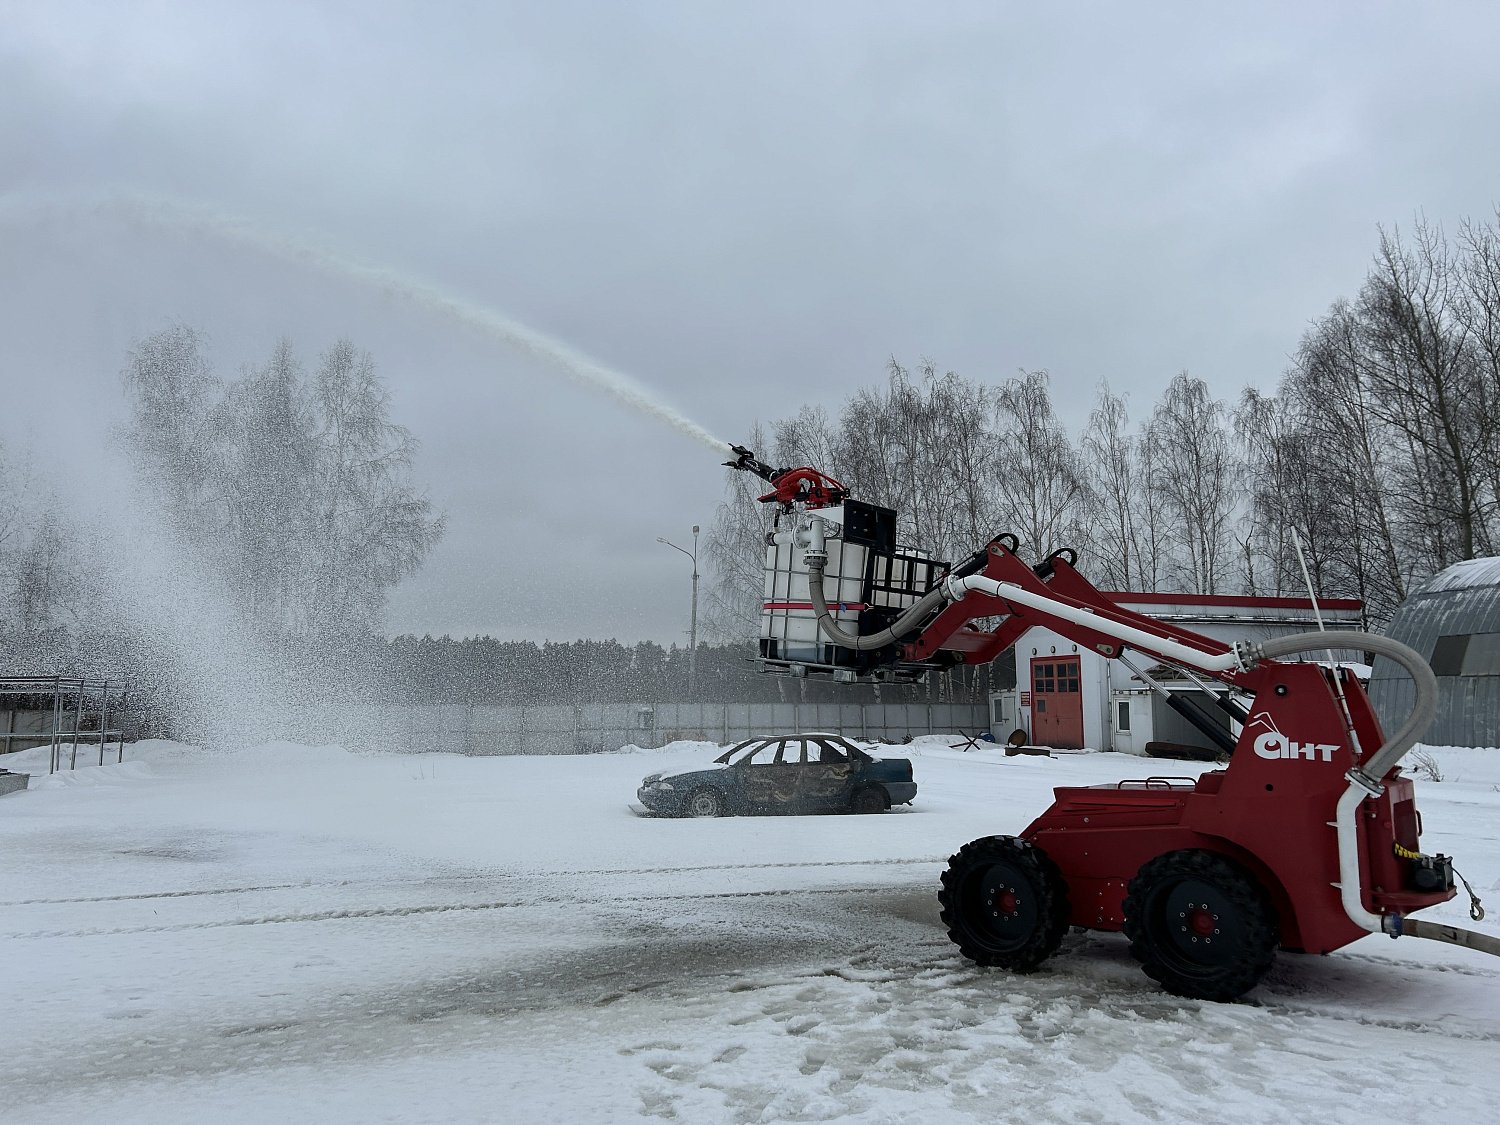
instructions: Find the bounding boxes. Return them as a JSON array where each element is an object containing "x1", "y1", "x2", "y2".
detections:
[
  {"x1": 1122, "y1": 849, "x2": 1279, "y2": 1002},
  {"x1": 681, "y1": 788, "x2": 726, "y2": 818},
  {"x1": 850, "y1": 787, "x2": 886, "y2": 814},
  {"x1": 938, "y1": 835, "x2": 1070, "y2": 972}
]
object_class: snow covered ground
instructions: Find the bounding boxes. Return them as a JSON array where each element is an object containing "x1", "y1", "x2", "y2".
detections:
[{"x1": 3, "y1": 737, "x2": 1499, "y2": 1124}]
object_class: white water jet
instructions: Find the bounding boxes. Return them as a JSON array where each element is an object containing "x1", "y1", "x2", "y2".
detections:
[{"x1": 0, "y1": 192, "x2": 732, "y2": 456}]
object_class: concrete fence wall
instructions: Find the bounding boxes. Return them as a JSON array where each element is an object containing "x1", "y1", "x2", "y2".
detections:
[{"x1": 283, "y1": 701, "x2": 991, "y2": 756}]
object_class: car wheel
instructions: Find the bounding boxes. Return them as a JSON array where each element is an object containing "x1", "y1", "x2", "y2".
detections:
[
  {"x1": 939, "y1": 835, "x2": 1070, "y2": 972},
  {"x1": 682, "y1": 788, "x2": 726, "y2": 818},
  {"x1": 849, "y1": 786, "x2": 886, "y2": 814},
  {"x1": 1122, "y1": 849, "x2": 1278, "y2": 1002}
]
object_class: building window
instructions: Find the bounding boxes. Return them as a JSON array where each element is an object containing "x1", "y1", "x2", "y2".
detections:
[
  {"x1": 1034, "y1": 663, "x2": 1056, "y2": 693},
  {"x1": 1117, "y1": 701, "x2": 1131, "y2": 732},
  {"x1": 1462, "y1": 633, "x2": 1500, "y2": 677},
  {"x1": 992, "y1": 697, "x2": 1008, "y2": 724},
  {"x1": 1430, "y1": 635, "x2": 1468, "y2": 676}
]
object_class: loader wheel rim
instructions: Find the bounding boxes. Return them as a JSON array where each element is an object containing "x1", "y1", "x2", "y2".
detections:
[
  {"x1": 1152, "y1": 878, "x2": 1240, "y2": 970},
  {"x1": 962, "y1": 865, "x2": 1039, "y2": 952}
]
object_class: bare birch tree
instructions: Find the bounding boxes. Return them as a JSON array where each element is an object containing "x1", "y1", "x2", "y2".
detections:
[
  {"x1": 1358, "y1": 221, "x2": 1489, "y2": 564},
  {"x1": 122, "y1": 328, "x2": 442, "y2": 640},
  {"x1": 1146, "y1": 372, "x2": 1237, "y2": 594},
  {"x1": 702, "y1": 421, "x2": 778, "y2": 643},
  {"x1": 990, "y1": 370, "x2": 1086, "y2": 564},
  {"x1": 1078, "y1": 383, "x2": 1144, "y2": 589}
]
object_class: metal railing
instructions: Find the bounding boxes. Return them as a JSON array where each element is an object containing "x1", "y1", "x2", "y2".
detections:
[{"x1": 0, "y1": 676, "x2": 131, "y2": 773}]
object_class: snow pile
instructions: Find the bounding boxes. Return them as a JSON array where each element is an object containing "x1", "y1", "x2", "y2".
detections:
[{"x1": 615, "y1": 739, "x2": 725, "y2": 756}]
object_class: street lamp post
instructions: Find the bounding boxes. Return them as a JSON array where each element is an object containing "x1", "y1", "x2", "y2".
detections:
[{"x1": 657, "y1": 525, "x2": 700, "y2": 698}]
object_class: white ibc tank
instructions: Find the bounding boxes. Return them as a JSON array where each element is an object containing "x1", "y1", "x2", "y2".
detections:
[
  {"x1": 757, "y1": 500, "x2": 939, "y2": 675},
  {"x1": 760, "y1": 536, "x2": 871, "y2": 666}
]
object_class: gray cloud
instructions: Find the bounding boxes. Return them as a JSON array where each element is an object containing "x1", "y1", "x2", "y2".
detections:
[{"x1": 5, "y1": 1, "x2": 1500, "y2": 642}]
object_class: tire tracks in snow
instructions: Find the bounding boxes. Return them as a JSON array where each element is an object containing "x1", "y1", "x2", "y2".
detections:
[
  {"x1": 3, "y1": 881, "x2": 934, "y2": 940},
  {"x1": 1251, "y1": 999, "x2": 1500, "y2": 1043},
  {"x1": 0, "y1": 855, "x2": 945, "y2": 907}
]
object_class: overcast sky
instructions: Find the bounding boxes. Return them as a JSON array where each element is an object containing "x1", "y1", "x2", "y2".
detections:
[{"x1": 4, "y1": 1, "x2": 1500, "y2": 645}]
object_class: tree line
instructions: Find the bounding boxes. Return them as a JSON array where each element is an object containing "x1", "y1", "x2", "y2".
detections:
[
  {"x1": 0, "y1": 327, "x2": 444, "y2": 719},
  {"x1": 707, "y1": 211, "x2": 1500, "y2": 637},
  {"x1": 5, "y1": 209, "x2": 1498, "y2": 719}
]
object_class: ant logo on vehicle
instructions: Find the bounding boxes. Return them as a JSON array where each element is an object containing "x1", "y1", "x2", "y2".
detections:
[{"x1": 1245, "y1": 712, "x2": 1342, "y2": 763}]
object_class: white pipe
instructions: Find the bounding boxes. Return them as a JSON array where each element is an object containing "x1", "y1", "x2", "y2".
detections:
[
  {"x1": 944, "y1": 575, "x2": 1244, "y2": 674},
  {"x1": 1333, "y1": 782, "x2": 1387, "y2": 936},
  {"x1": 1253, "y1": 630, "x2": 1439, "y2": 941}
]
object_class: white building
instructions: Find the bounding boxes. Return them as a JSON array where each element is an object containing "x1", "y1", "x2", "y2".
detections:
[{"x1": 988, "y1": 592, "x2": 1364, "y2": 753}]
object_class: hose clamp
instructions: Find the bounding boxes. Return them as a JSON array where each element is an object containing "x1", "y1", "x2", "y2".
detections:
[{"x1": 1345, "y1": 767, "x2": 1385, "y2": 798}]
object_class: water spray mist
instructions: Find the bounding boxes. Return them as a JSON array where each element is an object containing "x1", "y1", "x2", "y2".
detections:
[{"x1": 1, "y1": 193, "x2": 732, "y2": 456}]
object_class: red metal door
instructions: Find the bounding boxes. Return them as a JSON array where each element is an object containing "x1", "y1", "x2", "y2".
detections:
[{"x1": 1031, "y1": 656, "x2": 1084, "y2": 748}]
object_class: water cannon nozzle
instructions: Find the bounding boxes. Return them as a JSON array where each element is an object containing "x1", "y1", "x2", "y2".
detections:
[{"x1": 723, "y1": 444, "x2": 781, "y2": 484}]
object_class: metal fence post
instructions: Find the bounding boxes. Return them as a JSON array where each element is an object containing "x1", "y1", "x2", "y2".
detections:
[
  {"x1": 99, "y1": 683, "x2": 110, "y2": 766},
  {"x1": 117, "y1": 688, "x2": 128, "y2": 762},
  {"x1": 49, "y1": 677, "x2": 62, "y2": 775}
]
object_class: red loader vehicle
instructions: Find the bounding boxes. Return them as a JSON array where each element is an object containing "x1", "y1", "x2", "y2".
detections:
[{"x1": 727, "y1": 446, "x2": 1498, "y2": 1000}]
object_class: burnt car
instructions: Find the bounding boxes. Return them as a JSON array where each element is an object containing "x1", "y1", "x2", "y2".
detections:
[{"x1": 636, "y1": 732, "x2": 917, "y2": 817}]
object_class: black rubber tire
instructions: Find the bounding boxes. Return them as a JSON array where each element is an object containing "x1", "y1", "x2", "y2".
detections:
[
  {"x1": 681, "y1": 788, "x2": 726, "y2": 818},
  {"x1": 1122, "y1": 849, "x2": 1279, "y2": 1002},
  {"x1": 938, "y1": 836, "x2": 1070, "y2": 971},
  {"x1": 850, "y1": 787, "x2": 887, "y2": 814}
]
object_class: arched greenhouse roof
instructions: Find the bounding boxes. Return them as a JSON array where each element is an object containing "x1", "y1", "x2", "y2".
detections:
[{"x1": 1368, "y1": 557, "x2": 1500, "y2": 749}]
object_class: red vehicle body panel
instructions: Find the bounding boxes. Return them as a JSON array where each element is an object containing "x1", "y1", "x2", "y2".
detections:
[{"x1": 1019, "y1": 662, "x2": 1453, "y2": 953}]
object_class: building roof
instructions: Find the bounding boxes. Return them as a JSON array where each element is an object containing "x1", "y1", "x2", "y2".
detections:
[
  {"x1": 1369, "y1": 556, "x2": 1500, "y2": 748},
  {"x1": 1104, "y1": 591, "x2": 1363, "y2": 613},
  {"x1": 1406, "y1": 555, "x2": 1500, "y2": 595}
]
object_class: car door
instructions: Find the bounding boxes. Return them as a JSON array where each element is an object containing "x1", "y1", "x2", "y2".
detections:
[
  {"x1": 738, "y1": 739, "x2": 799, "y2": 808},
  {"x1": 798, "y1": 738, "x2": 858, "y2": 809}
]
